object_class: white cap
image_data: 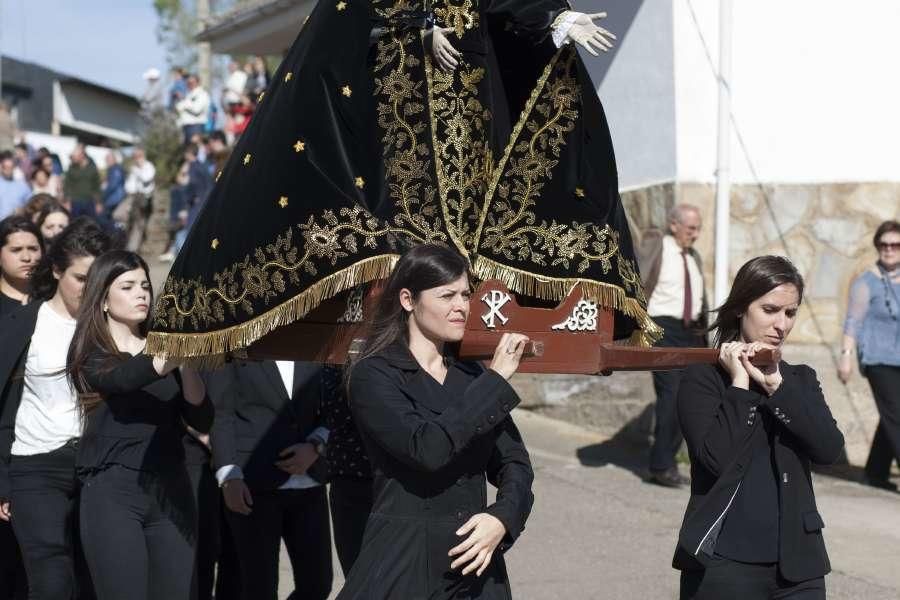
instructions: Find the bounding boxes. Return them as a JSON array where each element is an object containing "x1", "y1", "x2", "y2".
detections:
[{"x1": 142, "y1": 68, "x2": 161, "y2": 81}]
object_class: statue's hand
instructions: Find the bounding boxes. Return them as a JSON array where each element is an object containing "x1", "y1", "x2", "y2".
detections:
[
  {"x1": 567, "y1": 12, "x2": 617, "y2": 56},
  {"x1": 426, "y1": 26, "x2": 462, "y2": 72}
]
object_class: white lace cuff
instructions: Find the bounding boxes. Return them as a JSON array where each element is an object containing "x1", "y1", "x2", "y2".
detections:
[{"x1": 551, "y1": 11, "x2": 581, "y2": 48}]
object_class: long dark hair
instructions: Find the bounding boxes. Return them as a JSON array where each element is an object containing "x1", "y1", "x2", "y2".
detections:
[
  {"x1": 29, "y1": 216, "x2": 112, "y2": 302},
  {"x1": 709, "y1": 255, "x2": 805, "y2": 347},
  {"x1": 68, "y1": 251, "x2": 153, "y2": 401},
  {"x1": 352, "y1": 244, "x2": 469, "y2": 368}
]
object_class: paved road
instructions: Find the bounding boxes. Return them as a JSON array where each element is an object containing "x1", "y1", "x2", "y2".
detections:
[{"x1": 280, "y1": 410, "x2": 900, "y2": 600}]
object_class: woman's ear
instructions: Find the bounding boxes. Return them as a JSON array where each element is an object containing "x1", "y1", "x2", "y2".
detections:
[
  {"x1": 398, "y1": 288, "x2": 415, "y2": 313},
  {"x1": 52, "y1": 267, "x2": 63, "y2": 282}
]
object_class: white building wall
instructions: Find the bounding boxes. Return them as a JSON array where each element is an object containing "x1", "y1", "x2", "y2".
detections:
[{"x1": 673, "y1": 0, "x2": 900, "y2": 184}]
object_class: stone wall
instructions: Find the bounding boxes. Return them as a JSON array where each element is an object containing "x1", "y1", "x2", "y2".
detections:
[{"x1": 512, "y1": 181, "x2": 900, "y2": 466}]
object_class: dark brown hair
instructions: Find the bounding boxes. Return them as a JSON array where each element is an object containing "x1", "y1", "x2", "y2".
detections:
[
  {"x1": 29, "y1": 216, "x2": 111, "y2": 302},
  {"x1": 349, "y1": 244, "x2": 469, "y2": 375},
  {"x1": 873, "y1": 220, "x2": 900, "y2": 249},
  {"x1": 709, "y1": 255, "x2": 805, "y2": 347},
  {"x1": 0, "y1": 215, "x2": 43, "y2": 253},
  {"x1": 67, "y1": 251, "x2": 152, "y2": 404}
]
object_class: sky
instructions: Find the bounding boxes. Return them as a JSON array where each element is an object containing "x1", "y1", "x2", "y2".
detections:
[{"x1": 0, "y1": 0, "x2": 168, "y2": 97}]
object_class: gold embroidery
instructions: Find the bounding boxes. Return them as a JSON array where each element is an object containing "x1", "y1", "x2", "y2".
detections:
[
  {"x1": 153, "y1": 207, "x2": 407, "y2": 333},
  {"x1": 278, "y1": 196, "x2": 289, "y2": 208},
  {"x1": 433, "y1": 0, "x2": 479, "y2": 38},
  {"x1": 575, "y1": 188, "x2": 585, "y2": 197},
  {"x1": 294, "y1": 140, "x2": 306, "y2": 152},
  {"x1": 477, "y1": 49, "x2": 608, "y2": 272},
  {"x1": 425, "y1": 58, "x2": 491, "y2": 254},
  {"x1": 336, "y1": 1, "x2": 347, "y2": 10},
  {"x1": 211, "y1": 239, "x2": 220, "y2": 250},
  {"x1": 341, "y1": 85, "x2": 352, "y2": 97},
  {"x1": 243, "y1": 153, "x2": 252, "y2": 165},
  {"x1": 355, "y1": 177, "x2": 365, "y2": 189},
  {"x1": 372, "y1": 30, "x2": 447, "y2": 244},
  {"x1": 258, "y1": 91, "x2": 265, "y2": 102},
  {"x1": 284, "y1": 72, "x2": 293, "y2": 82}
]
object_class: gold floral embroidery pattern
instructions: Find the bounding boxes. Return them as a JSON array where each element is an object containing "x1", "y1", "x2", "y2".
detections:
[
  {"x1": 433, "y1": 0, "x2": 480, "y2": 37},
  {"x1": 425, "y1": 58, "x2": 492, "y2": 254},
  {"x1": 153, "y1": 207, "x2": 404, "y2": 332},
  {"x1": 373, "y1": 30, "x2": 448, "y2": 245},
  {"x1": 475, "y1": 49, "x2": 630, "y2": 278}
]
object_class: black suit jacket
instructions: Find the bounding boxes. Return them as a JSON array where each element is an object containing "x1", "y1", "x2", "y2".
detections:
[
  {"x1": 207, "y1": 360, "x2": 327, "y2": 491},
  {"x1": 672, "y1": 362, "x2": 845, "y2": 583},
  {"x1": 0, "y1": 302, "x2": 42, "y2": 499}
]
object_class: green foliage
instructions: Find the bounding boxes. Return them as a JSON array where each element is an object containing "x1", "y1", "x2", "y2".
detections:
[{"x1": 141, "y1": 109, "x2": 184, "y2": 186}]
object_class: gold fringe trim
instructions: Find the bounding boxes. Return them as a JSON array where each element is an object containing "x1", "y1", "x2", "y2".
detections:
[
  {"x1": 146, "y1": 254, "x2": 400, "y2": 365},
  {"x1": 471, "y1": 255, "x2": 663, "y2": 347}
]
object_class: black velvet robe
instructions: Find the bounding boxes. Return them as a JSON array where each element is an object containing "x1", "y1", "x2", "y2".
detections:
[{"x1": 148, "y1": 0, "x2": 661, "y2": 361}]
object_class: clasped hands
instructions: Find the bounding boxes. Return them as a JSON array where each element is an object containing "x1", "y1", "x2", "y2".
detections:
[
  {"x1": 427, "y1": 11, "x2": 616, "y2": 72},
  {"x1": 222, "y1": 442, "x2": 318, "y2": 515},
  {"x1": 719, "y1": 341, "x2": 783, "y2": 396}
]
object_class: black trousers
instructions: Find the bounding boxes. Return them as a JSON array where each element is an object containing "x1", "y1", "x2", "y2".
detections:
[
  {"x1": 80, "y1": 465, "x2": 197, "y2": 600},
  {"x1": 186, "y1": 463, "x2": 240, "y2": 600},
  {"x1": 9, "y1": 443, "x2": 93, "y2": 600},
  {"x1": 0, "y1": 520, "x2": 26, "y2": 600},
  {"x1": 651, "y1": 317, "x2": 705, "y2": 472},
  {"x1": 680, "y1": 561, "x2": 825, "y2": 600},
  {"x1": 225, "y1": 486, "x2": 332, "y2": 600},
  {"x1": 863, "y1": 365, "x2": 900, "y2": 481},
  {"x1": 329, "y1": 478, "x2": 374, "y2": 576}
]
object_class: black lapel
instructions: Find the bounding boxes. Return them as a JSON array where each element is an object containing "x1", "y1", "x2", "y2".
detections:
[
  {"x1": 378, "y1": 342, "x2": 447, "y2": 414},
  {"x1": 0, "y1": 302, "x2": 41, "y2": 387}
]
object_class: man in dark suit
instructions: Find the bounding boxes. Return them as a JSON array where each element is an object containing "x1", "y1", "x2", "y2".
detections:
[
  {"x1": 637, "y1": 204, "x2": 708, "y2": 488},
  {"x1": 207, "y1": 360, "x2": 332, "y2": 600}
]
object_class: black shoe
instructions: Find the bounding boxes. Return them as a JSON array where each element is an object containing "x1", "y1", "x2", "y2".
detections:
[
  {"x1": 648, "y1": 467, "x2": 689, "y2": 488},
  {"x1": 861, "y1": 476, "x2": 898, "y2": 492}
]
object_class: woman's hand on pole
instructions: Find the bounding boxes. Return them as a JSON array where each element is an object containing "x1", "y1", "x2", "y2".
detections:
[
  {"x1": 489, "y1": 332, "x2": 530, "y2": 380},
  {"x1": 448, "y1": 513, "x2": 507, "y2": 576},
  {"x1": 740, "y1": 341, "x2": 783, "y2": 396},
  {"x1": 719, "y1": 341, "x2": 750, "y2": 389},
  {"x1": 427, "y1": 27, "x2": 461, "y2": 72}
]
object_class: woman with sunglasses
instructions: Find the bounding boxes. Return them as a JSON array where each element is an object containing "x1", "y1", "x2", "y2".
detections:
[{"x1": 839, "y1": 220, "x2": 900, "y2": 490}]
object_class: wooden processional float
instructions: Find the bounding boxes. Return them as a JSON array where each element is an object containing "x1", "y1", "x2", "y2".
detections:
[{"x1": 242, "y1": 280, "x2": 780, "y2": 373}]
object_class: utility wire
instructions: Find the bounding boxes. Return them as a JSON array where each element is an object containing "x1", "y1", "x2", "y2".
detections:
[{"x1": 683, "y1": 0, "x2": 870, "y2": 438}]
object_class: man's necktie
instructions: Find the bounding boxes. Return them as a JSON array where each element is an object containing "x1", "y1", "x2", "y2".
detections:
[{"x1": 682, "y1": 250, "x2": 693, "y2": 327}]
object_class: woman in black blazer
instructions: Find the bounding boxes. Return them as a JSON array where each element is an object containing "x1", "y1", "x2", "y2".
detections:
[
  {"x1": 338, "y1": 244, "x2": 535, "y2": 600},
  {"x1": 673, "y1": 256, "x2": 845, "y2": 600},
  {"x1": 67, "y1": 251, "x2": 213, "y2": 600}
]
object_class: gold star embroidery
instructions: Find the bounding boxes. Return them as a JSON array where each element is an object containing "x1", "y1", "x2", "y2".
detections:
[
  {"x1": 336, "y1": 1, "x2": 347, "y2": 10},
  {"x1": 243, "y1": 153, "x2": 252, "y2": 165},
  {"x1": 278, "y1": 196, "x2": 289, "y2": 208},
  {"x1": 293, "y1": 140, "x2": 306, "y2": 153},
  {"x1": 211, "y1": 238, "x2": 220, "y2": 250},
  {"x1": 284, "y1": 72, "x2": 293, "y2": 82},
  {"x1": 355, "y1": 177, "x2": 365, "y2": 189},
  {"x1": 575, "y1": 187, "x2": 585, "y2": 198},
  {"x1": 341, "y1": 85, "x2": 352, "y2": 98}
]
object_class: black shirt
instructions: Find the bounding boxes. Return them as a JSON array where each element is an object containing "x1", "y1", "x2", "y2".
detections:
[
  {"x1": 0, "y1": 292, "x2": 26, "y2": 318},
  {"x1": 77, "y1": 352, "x2": 214, "y2": 477},
  {"x1": 715, "y1": 405, "x2": 781, "y2": 563},
  {"x1": 321, "y1": 365, "x2": 372, "y2": 482}
]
